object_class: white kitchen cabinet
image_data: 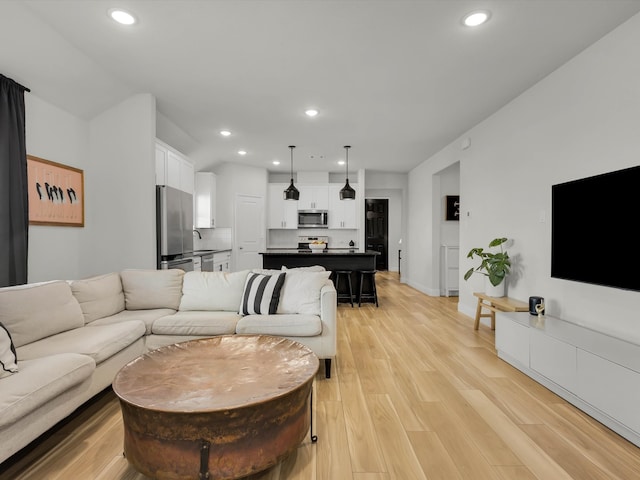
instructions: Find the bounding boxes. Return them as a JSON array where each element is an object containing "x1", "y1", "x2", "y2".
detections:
[
  {"x1": 328, "y1": 184, "x2": 358, "y2": 229},
  {"x1": 213, "y1": 251, "x2": 232, "y2": 272},
  {"x1": 194, "y1": 172, "x2": 217, "y2": 228},
  {"x1": 155, "y1": 140, "x2": 194, "y2": 194},
  {"x1": 180, "y1": 159, "x2": 194, "y2": 194},
  {"x1": 268, "y1": 183, "x2": 298, "y2": 229},
  {"x1": 298, "y1": 185, "x2": 329, "y2": 210},
  {"x1": 155, "y1": 144, "x2": 168, "y2": 186}
]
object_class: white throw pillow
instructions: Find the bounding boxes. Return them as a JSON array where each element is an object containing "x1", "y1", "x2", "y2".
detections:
[
  {"x1": 0, "y1": 322, "x2": 18, "y2": 378},
  {"x1": 277, "y1": 271, "x2": 331, "y2": 315},
  {"x1": 179, "y1": 270, "x2": 250, "y2": 311},
  {"x1": 239, "y1": 272, "x2": 286, "y2": 315}
]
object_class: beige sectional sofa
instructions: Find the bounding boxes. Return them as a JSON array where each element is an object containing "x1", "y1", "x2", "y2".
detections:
[{"x1": 0, "y1": 267, "x2": 336, "y2": 464}]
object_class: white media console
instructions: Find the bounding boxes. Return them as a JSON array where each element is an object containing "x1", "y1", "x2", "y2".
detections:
[{"x1": 495, "y1": 311, "x2": 640, "y2": 447}]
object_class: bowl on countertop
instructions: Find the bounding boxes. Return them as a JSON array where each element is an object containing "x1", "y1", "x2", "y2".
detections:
[{"x1": 309, "y1": 243, "x2": 327, "y2": 252}]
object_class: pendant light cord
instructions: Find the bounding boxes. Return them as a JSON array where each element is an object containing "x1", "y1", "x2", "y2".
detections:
[
  {"x1": 344, "y1": 145, "x2": 351, "y2": 180},
  {"x1": 289, "y1": 145, "x2": 295, "y2": 180}
]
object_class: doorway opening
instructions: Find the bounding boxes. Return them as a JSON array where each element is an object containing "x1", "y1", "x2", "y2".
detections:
[{"x1": 365, "y1": 199, "x2": 388, "y2": 270}]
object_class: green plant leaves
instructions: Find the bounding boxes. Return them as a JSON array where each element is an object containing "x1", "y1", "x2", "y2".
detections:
[{"x1": 464, "y1": 237, "x2": 511, "y2": 285}]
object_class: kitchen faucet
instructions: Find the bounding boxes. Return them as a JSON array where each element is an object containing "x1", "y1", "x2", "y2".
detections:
[{"x1": 193, "y1": 229, "x2": 202, "y2": 239}]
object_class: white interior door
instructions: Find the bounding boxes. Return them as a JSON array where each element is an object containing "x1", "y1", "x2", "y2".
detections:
[{"x1": 234, "y1": 194, "x2": 265, "y2": 271}]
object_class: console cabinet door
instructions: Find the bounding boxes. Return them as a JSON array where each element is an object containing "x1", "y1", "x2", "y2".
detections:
[
  {"x1": 577, "y1": 349, "x2": 640, "y2": 434},
  {"x1": 495, "y1": 313, "x2": 529, "y2": 367},
  {"x1": 530, "y1": 328, "x2": 577, "y2": 392}
]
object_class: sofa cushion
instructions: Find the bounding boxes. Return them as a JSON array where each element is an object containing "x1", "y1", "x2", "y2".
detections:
[
  {"x1": 16, "y1": 321, "x2": 145, "y2": 365},
  {"x1": 121, "y1": 269, "x2": 184, "y2": 310},
  {"x1": 236, "y1": 314, "x2": 322, "y2": 337},
  {"x1": 239, "y1": 272, "x2": 286, "y2": 315},
  {"x1": 179, "y1": 270, "x2": 250, "y2": 312},
  {"x1": 0, "y1": 353, "x2": 95, "y2": 428},
  {"x1": 278, "y1": 271, "x2": 332, "y2": 315},
  {"x1": 281, "y1": 265, "x2": 326, "y2": 272},
  {"x1": 0, "y1": 323, "x2": 18, "y2": 378},
  {"x1": 152, "y1": 311, "x2": 240, "y2": 336},
  {"x1": 0, "y1": 281, "x2": 84, "y2": 348},
  {"x1": 89, "y1": 308, "x2": 176, "y2": 335},
  {"x1": 70, "y1": 272, "x2": 125, "y2": 323}
]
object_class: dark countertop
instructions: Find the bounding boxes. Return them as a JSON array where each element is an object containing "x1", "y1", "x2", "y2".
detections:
[
  {"x1": 193, "y1": 249, "x2": 232, "y2": 255},
  {"x1": 261, "y1": 249, "x2": 379, "y2": 256}
]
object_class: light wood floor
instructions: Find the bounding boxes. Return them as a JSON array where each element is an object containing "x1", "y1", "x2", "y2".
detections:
[{"x1": 2, "y1": 271, "x2": 640, "y2": 480}]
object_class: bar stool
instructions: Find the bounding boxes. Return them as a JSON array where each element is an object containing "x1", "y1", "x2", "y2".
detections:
[
  {"x1": 334, "y1": 270, "x2": 354, "y2": 307},
  {"x1": 358, "y1": 270, "x2": 379, "y2": 307}
]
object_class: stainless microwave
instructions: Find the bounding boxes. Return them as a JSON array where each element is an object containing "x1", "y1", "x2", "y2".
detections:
[{"x1": 298, "y1": 210, "x2": 328, "y2": 228}]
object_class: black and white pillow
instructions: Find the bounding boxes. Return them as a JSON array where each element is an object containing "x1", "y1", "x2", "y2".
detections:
[
  {"x1": 239, "y1": 272, "x2": 286, "y2": 315},
  {"x1": 0, "y1": 322, "x2": 18, "y2": 378}
]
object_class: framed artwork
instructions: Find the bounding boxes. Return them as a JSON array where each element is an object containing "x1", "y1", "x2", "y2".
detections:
[
  {"x1": 27, "y1": 155, "x2": 84, "y2": 227},
  {"x1": 446, "y1": 195, "x2": 460, "y2": 221}
]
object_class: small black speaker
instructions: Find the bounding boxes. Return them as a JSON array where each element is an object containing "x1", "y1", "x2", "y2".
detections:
[{"x1": 529, "y1": 296, "x2": 544, "y2": 315}]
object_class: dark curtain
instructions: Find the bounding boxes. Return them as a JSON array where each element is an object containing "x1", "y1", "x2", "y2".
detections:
[{"x1": 0, "y1": 74, "x2": 29, "y2": 287}]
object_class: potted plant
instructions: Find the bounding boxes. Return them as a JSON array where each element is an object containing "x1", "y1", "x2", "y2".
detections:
[{"x1": 463, "y1": 237, "x2": 511, "y2": 297}]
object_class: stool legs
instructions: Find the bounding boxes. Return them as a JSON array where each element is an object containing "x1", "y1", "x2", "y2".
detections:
[
  {"x1": 358, "y1": 271, "x2": 378, "y2": 307},
  {"x1": 335, "y1": 271, "x2": 354, "y2": 307}
]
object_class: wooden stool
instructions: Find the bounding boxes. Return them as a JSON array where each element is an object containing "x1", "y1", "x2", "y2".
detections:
[
  {"x1": 358, "y1": 270, "x2": 378, "y2": 307},
  {"x1": 334, "y1": 270, "x2": 354, "y2": 307},
  {"x1": 473, "y1": 292, "x2": 528, "y2": 330}
]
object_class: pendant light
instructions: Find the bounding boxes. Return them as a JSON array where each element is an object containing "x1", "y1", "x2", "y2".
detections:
[
  {"x1": 283, "y1": 145, "x2": 300, "y2": 200},
  {"x1": 339, "y1": 145, "x2": 356, "y2": 200}
]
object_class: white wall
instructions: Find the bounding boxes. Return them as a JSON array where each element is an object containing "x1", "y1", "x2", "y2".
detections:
[
  {"x1": 406, "y1": 141, "x2": 460, "y2": 295},
  {"x1": 25, "y1": 93, "x2": 156, "y2": 280},
  {"x1": 214, "y1": 163, "x2": 268, "y2": 228},
  {"x1": 84, "y1": 94, "x2": 156, "y2": 277},
  {"x1": 25, "y1": 95, "x2": 90, "y2": 281},
  {"x1": 409, "y1": 13, "x2": 640, "y2": 342}
]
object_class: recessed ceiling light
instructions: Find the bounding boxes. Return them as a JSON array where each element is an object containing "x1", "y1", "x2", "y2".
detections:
[
  {"x1": 305, "y1": 109, "x2": 319, "y2": 117},
  {"x1": 338, "y1": 160, "x2": 345, "y2": 166},
  {"x1": 462, "y1": 10, "x2": 491, "y2": 27},
  {"x1": 220, "y1": 130, "x2": 231, "y2": 137},
  {"x1": 238, "y1": 150, "x2": 247, "y2": 155},
  {"x1": 108, "y1": 8, "x2": 137, "y2": 25},
  {"x1": 272, "y1": 160, "x2": 280, "y2": 165}
]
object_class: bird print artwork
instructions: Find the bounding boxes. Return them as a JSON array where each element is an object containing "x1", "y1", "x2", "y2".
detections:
[{"x1": 27, "y1": 155, "x2": 84, "y2": 226}]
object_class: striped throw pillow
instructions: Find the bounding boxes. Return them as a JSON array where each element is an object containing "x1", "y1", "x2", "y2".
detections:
[
  {"x1": 239, "y1": 272, "x2": 286, "y2": 315},
  {"x1": 0, "y1": 322, "x2": 18, "y2": 378}
]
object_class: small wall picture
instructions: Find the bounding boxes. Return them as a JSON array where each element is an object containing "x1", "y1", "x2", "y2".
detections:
[
  {"x1": 27, "y1": 155, "x2": 84, "y2": 227},
  {"x1": 446, "y1": 195, "x2": 460, "y2": 221}
]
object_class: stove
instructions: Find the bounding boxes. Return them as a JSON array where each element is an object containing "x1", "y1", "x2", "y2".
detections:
[{"x1": 297, "y1": 235, "x2": 329, "y2": 250}]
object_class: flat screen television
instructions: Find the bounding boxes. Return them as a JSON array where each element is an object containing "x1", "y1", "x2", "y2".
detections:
[{"x1": 551, "y1": 165, "x2": 640, "y2": 292}]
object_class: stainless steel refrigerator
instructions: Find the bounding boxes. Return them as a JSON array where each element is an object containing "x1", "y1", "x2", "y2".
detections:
[{"x1": 156, "y1": 185, "x2": 194, "y2": 271}]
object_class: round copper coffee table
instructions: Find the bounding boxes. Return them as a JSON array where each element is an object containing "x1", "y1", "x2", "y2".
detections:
[{"x1": 112, "y1": 335, "x2": 319, "y2": 480}]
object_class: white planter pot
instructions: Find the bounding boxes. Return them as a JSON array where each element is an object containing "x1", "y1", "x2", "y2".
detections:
[{"x1": 485, "y1": 277, "x2": 505, "y2": 297}]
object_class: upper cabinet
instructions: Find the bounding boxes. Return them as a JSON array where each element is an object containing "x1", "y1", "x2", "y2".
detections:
[
  {"x1": 155, "y1": 140, "x2": 194, "y2": 194},
  {"x1": 268, "y1": 183, "x2": 298, "y2": 229},
  {"x1": 298, "y1": 185, "x2": 329, "y2": 210},
  {"x1": 328, "y1": 184, "x2": 358, "y2": 229},
  {"x1": 195, "y1": 172, "x2": 217, "y2": 228}
]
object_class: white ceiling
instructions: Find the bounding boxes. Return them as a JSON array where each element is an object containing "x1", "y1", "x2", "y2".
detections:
[{"x1": 4, "y1": 1, "x2": 640, "y2": 174}]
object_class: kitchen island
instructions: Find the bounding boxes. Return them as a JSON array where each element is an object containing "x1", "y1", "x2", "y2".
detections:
[
  {"x1": 261, "y1": 249, "x2": 379, "y2": 271},
  {"x1": 261, "y1": 249, "x2": 380, "y2": 305}
]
